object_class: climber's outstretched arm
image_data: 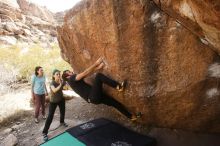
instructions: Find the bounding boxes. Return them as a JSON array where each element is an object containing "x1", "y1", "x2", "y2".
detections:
[{"x1": 75, "y1": 57, "x2": 104, "y2": 81}]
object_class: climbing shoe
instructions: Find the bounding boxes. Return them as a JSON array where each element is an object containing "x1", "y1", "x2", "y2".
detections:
[
  {"x1": 60, "y1": 122, "x2": 68, "y2": 127},
  {"x1": 117, "y1": 80, "x2": 127, "y2": 92},
  {"x1": 42, "y1": 115, "x2": 46, "y2": 119},
  {"x1": 130, "y1": 112, "x2": 142, "y2": 122},
  {"x1": 43, "y1": 133, "x2": 48, "y2": 142},
  {"x1": 34, "y1": 118, "x2": 39, "y2": 123}
]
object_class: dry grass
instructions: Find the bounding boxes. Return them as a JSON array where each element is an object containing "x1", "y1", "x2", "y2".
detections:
[
  {"x1": 0, "y1": 84, "x2": 79, "y2": 127},
  {"x1": 0, "y1": 43, "x2": 72, "y2": 126},
  {"x1": 0, "y1": 44, "x2": 71, "y2": 86},
  {"x1": 0, "y1": 87, "x2": 33, "y2": 127},
  {"x1": 0, "y1": 110, "x2": 32, "y2": 128}
]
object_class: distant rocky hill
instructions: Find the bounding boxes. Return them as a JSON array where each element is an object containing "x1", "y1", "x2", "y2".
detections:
[{"x1": 0, "y1": 0, "x2": 65, "y2": 47}]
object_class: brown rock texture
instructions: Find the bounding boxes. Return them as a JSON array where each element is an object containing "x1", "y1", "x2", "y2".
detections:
[
  {"x1": 0, "y1": 0, "x2": 65, "y2": 46},
  {"x1": 153, "y1": 0, "x2": 220, "y2": 54},
  {"x1": 54, "y1": 11, "x2": 65, "y2": 26},
  {"x1": 57, "y1": 0, "x2": 220, "y2": 132},
  {"x1": 17, "y1": 0, "x2": 55, "y2": 23},
  {"x1": 0, "y1": 0, "x2": 22, "y2": 21}
]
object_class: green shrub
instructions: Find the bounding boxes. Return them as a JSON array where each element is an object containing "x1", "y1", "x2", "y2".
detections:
[{"x1": 0, "y1": 43, "x2": 71, "y2": 83}]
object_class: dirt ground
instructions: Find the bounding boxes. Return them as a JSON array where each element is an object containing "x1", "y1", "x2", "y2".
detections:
[{"x1": 0, "y1": 85, "x2": 220, "y2": 146}]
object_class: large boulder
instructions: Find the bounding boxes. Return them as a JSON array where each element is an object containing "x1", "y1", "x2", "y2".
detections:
[
  {"x1": 4, "y1": 22, "x2": 19, "y2": 32},
  {"x1": 0, "y1": 36, "x2": 17, "y2": 45},
  {"x1": 57, "y1": 0, "x2": 220, "y2": 133},
  {"x1": 2, "y1": 134, "x2": 18, "y2": 146},
  {"x1": 153, "y1": 0, "x2": 220, "y2": 54}
]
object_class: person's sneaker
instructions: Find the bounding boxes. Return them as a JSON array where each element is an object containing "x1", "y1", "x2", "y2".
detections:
[
  {"x1": 43, "y1": 133, "x2": 48, "y2": 142},
  {"x1": 42, "y1": 115, "x2": 46, "y2": 119},
  {"x1": 117, "y1": 80, "x2": 127, "y2": 92},
  {"x1": 34, "y1": 118, "x2": 39, "y2": 123},
  {"x1": 60, "y1": 122, "x2": 68, "y2": 127},
  {"x1": 130, "y1": 112, "x2": 142, "y2": 122}
]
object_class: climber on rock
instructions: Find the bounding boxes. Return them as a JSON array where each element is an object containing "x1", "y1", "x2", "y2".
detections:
[{"x1": 62, "y1": 57, "x2": 141, "y2": 121}]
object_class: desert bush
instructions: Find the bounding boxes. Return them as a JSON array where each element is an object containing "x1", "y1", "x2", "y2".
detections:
[
  {"x1": 0, "y1": 109, "x2": 32, "y2": 127},
  {"x1": 0, "y1": 43, "x2": 71, "y2": 85}
]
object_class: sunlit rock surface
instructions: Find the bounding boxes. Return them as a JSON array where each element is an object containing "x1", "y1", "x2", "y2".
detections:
[
  {"x1": 153, "y1": 0, "x2": 220, "y2": 54},
  {"x1": 0, "y1": 0, "x2": 65, "y2": 46},
  {"x1": 57, "y1": 0, "x2": 220, "y2": 132}
]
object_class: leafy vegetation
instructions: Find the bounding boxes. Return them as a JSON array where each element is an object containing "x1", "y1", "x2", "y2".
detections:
[{"x1": 0, "y1": 43, "x2": 71, "y2": 84}]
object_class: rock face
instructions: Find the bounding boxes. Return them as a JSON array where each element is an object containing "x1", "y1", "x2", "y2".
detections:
[
  {"x1": 2, "y1": 134, "x2": 18, "y2": 146},
  {"x1": 153, "y1": 0, "x2": 220, "y2": 54},
  {"x1": 0, "y1": 0, "x2": 64, "y2": 46},
  {"x1": 0, "y1": 0, "x2": 19, "y2": 8},
  {"x1": 57, "y1": 0, "x2": 220, "y2": 133},
  {"x1": 17, "y1": 0, "x2": 55, "y2": 23},
  {"x1": 54, "y1": 11, "x2": 65, "y2": 26},
  {"x1": 0, "y1": 0, "x2": 22, "y2": 21}
]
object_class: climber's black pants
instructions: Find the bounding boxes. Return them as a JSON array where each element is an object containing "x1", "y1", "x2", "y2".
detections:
[{"x1": 89, "y1": 73, "x2": 132, "y2": 119}]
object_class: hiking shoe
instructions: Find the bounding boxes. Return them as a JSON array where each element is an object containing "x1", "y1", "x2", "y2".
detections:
[
  {"x1": 60, "y1": 122, "x2": 68, "y2": 127},
  {"x1": 34, "y1": 118, "x2": 39, "y2": 123},
  {"x1": 43, "y1": 133, "x2": 48, "y2": 142},
  {"x1": 117, "y1": 80, "x2": 127, "y2": 92},
  {"x1": 42, "y1": 115, "x2": 46, "y2": 119},
  {"x1": 130, "y1": 112, "x2": 142, "y2": 122}
]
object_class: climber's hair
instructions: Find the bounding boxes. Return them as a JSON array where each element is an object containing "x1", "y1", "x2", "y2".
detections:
[{"x1": 62, "y1": 70, "x2": 70, "y2": 81}]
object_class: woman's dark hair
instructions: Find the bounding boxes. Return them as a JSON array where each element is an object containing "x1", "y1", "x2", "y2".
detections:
[
  {"x1": 35, "y1": 66, "x2": 42, "y2": 76},
  {"x1": 62, "y1": 70, "x2": 69, "y2": 81},
  {"x1": 52, "y1": 69, "x2": 60, "y2": 80}
]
